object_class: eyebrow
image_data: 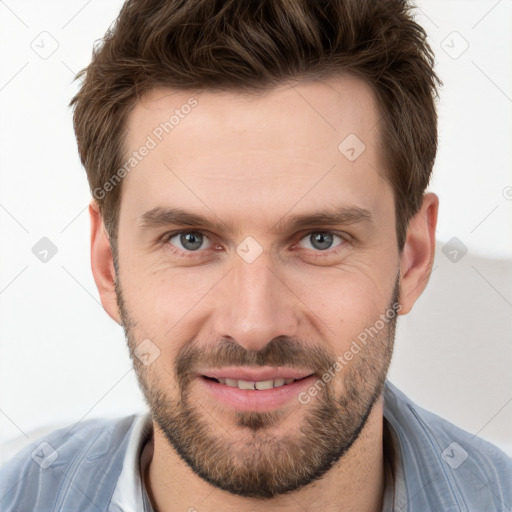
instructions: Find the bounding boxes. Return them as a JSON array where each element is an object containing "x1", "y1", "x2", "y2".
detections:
[{"x1": 137, "y1": 205, "x2": 374, "y2": 235}]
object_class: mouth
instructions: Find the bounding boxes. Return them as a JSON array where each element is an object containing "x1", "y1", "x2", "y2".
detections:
[
  {"x1": 202, "y1": 375, "x2": 309, "y2": 390},
  {"x1": 197, "y1": 367, "x2": 316, "y2": 412}
]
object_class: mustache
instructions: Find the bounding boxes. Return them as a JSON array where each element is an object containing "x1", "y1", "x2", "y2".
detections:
[{"x1": 175, "y1": 336, "x2": 335, "y2": 383}]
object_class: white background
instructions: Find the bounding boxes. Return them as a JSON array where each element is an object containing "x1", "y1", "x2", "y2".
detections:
[{"x1": 0, "y1": 0, "x2": 511, "y2": 462}]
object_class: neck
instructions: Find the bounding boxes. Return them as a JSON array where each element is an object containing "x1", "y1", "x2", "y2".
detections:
[{"x1": 145, "y1": 398, "x2": 387, "y2": 512}]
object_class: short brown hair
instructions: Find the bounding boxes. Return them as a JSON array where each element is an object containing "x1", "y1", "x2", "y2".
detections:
[{"x1": 71, "y1": 0, "x2": 440, "y2": 251}]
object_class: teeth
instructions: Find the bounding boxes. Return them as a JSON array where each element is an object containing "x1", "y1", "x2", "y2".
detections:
[
  {"x1": 214, "y1": 377, "x2": 297, "y2": 389},
  {"x1": 238, "y1": 380, "x2": 255, "y2": 390},
  {"x1": 255, "y1": 380, "x2": 274, "y2": 390},
  {"x1": 273, "y1": 378, "x2": 285, "y2": 387}
]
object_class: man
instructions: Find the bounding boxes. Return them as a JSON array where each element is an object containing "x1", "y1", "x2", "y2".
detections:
[{"x1": 1, "y1": 0, "x2": 511, "y2": 510}]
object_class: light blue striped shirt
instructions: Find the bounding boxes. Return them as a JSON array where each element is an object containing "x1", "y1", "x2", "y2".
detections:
[{"x1": 1, "y1": 381, "x2": 511, "y2": 511}]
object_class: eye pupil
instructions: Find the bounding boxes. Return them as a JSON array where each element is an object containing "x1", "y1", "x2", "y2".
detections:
[
  {"x1": 311, "y1": 232, "x2": 333, "y2": 250},
  {"x1": 181, "y1": 232, "x2": 203, "y2": 250}
]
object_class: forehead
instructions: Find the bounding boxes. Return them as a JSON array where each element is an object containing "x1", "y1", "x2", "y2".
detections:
[
  {"x1": 126, "y1": 75, "x2": 380, "y2": 154},
  {"x1": 120, "y1": 76, "x2": 390, "y2": 231}
]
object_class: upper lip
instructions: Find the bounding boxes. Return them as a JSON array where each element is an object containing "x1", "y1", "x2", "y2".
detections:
[{"x1": 199, "y1": 366, "x2": 314, "y2": 382}]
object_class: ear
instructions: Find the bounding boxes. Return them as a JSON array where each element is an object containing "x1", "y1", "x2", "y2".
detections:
[
  {"x1": 398, "y1": 192, "x2": 439, "y2": 315},
  {"x1": 89, "y1": 200, "x2": 121, "y2": 324}
]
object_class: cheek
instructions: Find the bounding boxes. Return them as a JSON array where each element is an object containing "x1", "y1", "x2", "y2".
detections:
[
  {"x1": 120, "y1": 266, "x2": 222, "y2": 347},
  {"x1": 291, "y1": 266, "x2": 395, "y2": 344},
  {"x1": 150, "y1": 267, "x2": 224, "y2": 314}
]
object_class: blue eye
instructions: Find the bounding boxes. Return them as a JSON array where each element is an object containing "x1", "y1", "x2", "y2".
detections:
[
  {"x1": 298, "y1": 232, "x2": 344, "y2": 251},
  {"x1": 163, "y1": 229, "x2": 345, "y2": 257},
  {"x1": 167, "y1": 231, "x2": 211, "y2": 251}
]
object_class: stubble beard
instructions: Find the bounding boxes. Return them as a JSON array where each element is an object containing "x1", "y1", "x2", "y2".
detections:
[{"x1": 117, "y1": 279, "x2": 399, "y2": 499}]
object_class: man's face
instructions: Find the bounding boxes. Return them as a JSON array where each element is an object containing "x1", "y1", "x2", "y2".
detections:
[{"x1": 115, "y1": 76, "x2": 401, "y2": 497}]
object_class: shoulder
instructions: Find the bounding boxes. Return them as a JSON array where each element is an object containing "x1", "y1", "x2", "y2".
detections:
[
  {"x1": 384, "y1": 381, "x2": 512, "y2": 510},
  {"x1": 0, "y1": 413, "x2": 144, "y2": 512}
]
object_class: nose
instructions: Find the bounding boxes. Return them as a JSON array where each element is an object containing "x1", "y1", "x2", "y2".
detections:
[{"x1": 211, "y1": 251, "x2": 300, "y2": 352}]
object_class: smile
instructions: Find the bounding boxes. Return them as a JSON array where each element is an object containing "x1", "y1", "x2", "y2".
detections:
[
  {"x1": 197, "y1": 368, "x2": 316, "y2": 412},
  {"x1": 205, "y1": 376, "x2": 303, "y2": 390}
]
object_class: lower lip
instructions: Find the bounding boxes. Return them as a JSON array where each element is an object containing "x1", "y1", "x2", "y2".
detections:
[{"x1": 199, "y1": 375, "x2": 316, "y2": 412}]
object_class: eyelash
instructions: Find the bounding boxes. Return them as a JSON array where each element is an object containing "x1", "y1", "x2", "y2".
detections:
[{"x1": 160, "y1": 229, "x2": 350, "y2": 259}]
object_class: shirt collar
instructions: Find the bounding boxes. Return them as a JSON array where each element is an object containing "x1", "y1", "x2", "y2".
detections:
[{"x1": 109, "y1": 412, "x2": 153, "y2": 512}]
